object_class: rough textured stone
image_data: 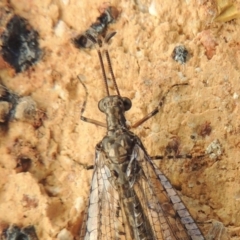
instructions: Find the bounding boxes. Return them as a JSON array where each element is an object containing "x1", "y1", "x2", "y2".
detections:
[{"x1": 0, "y1": 0, "x2": 239, "y2": 239}]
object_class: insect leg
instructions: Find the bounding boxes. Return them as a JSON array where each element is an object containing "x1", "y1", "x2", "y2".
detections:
[
  {"x1": 151, "y1": 154, "x2": 193, "y2": 160},
  {"x1": 78, "y1": 75, "x2": 107, "y2": 128},
  {"x1": 131, "y1": 83, "x2": 188, "y2": 128}
]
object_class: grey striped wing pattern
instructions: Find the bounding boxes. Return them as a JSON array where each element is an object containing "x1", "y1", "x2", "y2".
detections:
[
  {"x1": 80, "y1": 138, "x2": 204, "y2": 240},
  {"x1": 80, "y1": 149, "x2": 130, "y2": 240},
  {"x1": 133, "y1": 143, "x2": 204, "y2": 240}
]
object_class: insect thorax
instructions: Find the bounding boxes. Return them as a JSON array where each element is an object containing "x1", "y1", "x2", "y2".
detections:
[
  {"x1": 97, "y1": 95, "x2": 141, "y2": 187},
  {"x1": 101, "y1": 129, "x2": 135, "y2": 162}
]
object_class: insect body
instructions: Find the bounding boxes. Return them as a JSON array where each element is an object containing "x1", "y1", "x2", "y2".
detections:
[{"x1": 79, "y1": 33, "x2": 205, "y2": 240}]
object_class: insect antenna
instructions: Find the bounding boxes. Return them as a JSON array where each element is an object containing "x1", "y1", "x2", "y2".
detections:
[
  {"x1": 86, "y1": 32, "x2": 119, "y2": 96},
  {"x1": 86, "y1": 34, "x2": 109, "y2": 96},
  {"x1": 104, "y1": 32, "x2": 120, "y2": 96}
]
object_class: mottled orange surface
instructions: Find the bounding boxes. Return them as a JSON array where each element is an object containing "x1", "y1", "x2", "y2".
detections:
[{"x1": 0, "y1": 0, "x2": 240, "y2": 239}]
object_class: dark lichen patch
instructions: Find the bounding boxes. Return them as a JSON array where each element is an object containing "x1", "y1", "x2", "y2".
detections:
[
  {"x1": 0, "y1": 101, "x2": 10, "y2": 122},
  {"x1": 172, "y1": 45, "x2": 189, "y2": 64},
  {"x1": 15, "y1": 157, "x2": 32, "y2": 173},
  {"x1": 0, "y1": 83, "x2": 18, "y2": 124},
  {"x1": 0, "y1": 15, "x2": 42, "y2": 73},
  {"x1": 1, "y1": 225, "x2": 39, "y2": 240},
  {"x1": 0, "y1": 83, "x2": 40, "y2": 132},
  {"x1": 165, "y1": 136, "x2": 181, "y2": 156},
  {"x1": 198, "y1": 121, "x2": 212, "y2": 137},
  {"x1": 72, "y1": 5, "x2": 120, "y2": 49}
]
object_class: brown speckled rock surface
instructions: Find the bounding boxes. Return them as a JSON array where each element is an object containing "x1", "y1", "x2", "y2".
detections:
[{"x1": 0, "y1": 0, "x2": 240, "y2": 239}]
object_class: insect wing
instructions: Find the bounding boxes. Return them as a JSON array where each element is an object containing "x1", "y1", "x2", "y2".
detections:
[
  {"x1": 80, "y1": 150, "x2": 131, "y2": 240},
  {"x1": 80, "y1": 142, "x2": 205, "y2": 240},
  {"x1": 133, "y1": 143, "x2": 205, "y2": 240}
]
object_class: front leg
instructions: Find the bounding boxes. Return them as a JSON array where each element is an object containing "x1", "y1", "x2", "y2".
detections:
[
  {"x1": 131, "y1": 83, "x2": 188, "y2": 128},
  {"x1": 78, "y1": 75, "x2": 107, "y2": 128}
]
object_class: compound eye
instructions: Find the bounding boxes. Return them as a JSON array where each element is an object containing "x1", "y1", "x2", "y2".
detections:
[
  {"x1": 122, "y1": 97, "x2": 132, "y2": 111},
  {"x1": 98, "y1": 98, "x2": 106, "y2": 112}
]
